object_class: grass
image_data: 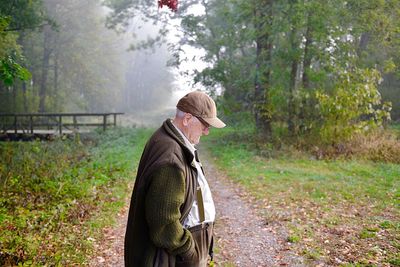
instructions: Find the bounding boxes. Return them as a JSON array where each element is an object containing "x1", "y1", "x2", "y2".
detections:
[
  {"x1": 0, "y1": 127, "x2": 152, "y2": 266},
  {"x1": 389, "y1": 123, "x2": 400, "y2": 132},
  {"x1": 204, "y1": 125, "x2": 400, "y2": 266}
]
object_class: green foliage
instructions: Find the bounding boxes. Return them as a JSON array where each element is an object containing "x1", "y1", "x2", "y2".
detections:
[
  {"x1": 390, "y1": 123, "x2": 400, "y2": 134},
  {"x1": 287, "y1": 234, "x2": 301, "y2": 243},
  {"x1": 0, "y1": 0, "x2": 129, "y2": 113},
  {"x1": 0, "y1": 16, "x2": 18, "y2": 59},
  {"x1": 0, "y1": 54, "x2": 31, "y2": 85},
  {"x1": 0, "y1": 128, "x2": 152, "y2": 265},
  {"x1": 302, "y1": 248, "x2": 322, "y2": 260},
  {"x1": 0, "y1": 0, "x2": 48, "y2": 31},
  {"x1": 176, "y1": 0, "x2": 400, "y2": 139},
  {"x1": 0, "y1": 1, "x2": 46, "y2": 86},
  {"x1": 316, "y1": 68, "x2": 392, "y2": 144},
  {"x1": 379, "y1": 220, "x2": 398, "y2": 230},
  {"x1": 359, "y1": 228, "x2": 377, "y2": 239},
  {"x1": 389, "y1": 257, "x2": 400, "y2": 266}
]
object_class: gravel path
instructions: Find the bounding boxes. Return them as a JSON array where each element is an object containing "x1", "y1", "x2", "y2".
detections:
[
  {"x1": 91, "y1": 150, "x2": 305, "y2": 267},
  {"x1": 202, "y1": 153, "x2": 304, "y2": 267}
]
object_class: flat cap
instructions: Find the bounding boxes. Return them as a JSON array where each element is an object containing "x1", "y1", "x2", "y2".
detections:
[{"x1": 177, "y1": 91, "x2": 226, "y2": 128}]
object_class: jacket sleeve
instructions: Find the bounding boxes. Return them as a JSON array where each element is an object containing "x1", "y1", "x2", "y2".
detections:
[{"x1": 145, "y1": 165, "x2": 195, "y2": 256}]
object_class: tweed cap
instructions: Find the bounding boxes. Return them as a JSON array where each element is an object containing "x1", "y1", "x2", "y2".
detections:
[{"x1": 176, "y1": 91, "x2": 226, "y2": 128}]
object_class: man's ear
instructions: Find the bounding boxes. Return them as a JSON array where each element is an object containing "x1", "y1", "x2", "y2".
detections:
[{"x1": 182, "y1": 113, "x2": 191, "y2": 127}]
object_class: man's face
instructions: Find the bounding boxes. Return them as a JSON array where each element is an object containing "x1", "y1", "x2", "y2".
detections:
[{"x1": 184, "y1": 114, "x2": 210, "y2": 145}]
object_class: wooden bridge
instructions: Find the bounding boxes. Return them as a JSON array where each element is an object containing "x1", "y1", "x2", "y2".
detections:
[{"x1": 0, "y1": 112, "x2": 124, "y2": 135}]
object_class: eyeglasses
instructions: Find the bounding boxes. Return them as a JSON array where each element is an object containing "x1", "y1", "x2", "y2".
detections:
[{"x1": 195, "y1": 116, "x2": 210, "y2": 129}]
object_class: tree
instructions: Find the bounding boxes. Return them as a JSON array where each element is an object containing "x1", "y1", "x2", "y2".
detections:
[
  {"x1": 9, "y1": 0, "x2": 130, "y2": 113},
  {"x1": 0, "y1": 1, "x2": 49, "y2": 112},
  {"x1": 105, "y1": 0, "x2": 400, "y2": 143},
  {"x1": 316, "y1": 68, "x2": 391, "y2": 144},
  {"x1": 253, "y1": 0, "x2": 273, "y2": 138}
]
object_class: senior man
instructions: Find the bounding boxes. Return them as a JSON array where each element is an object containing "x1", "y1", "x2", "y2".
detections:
[{"x1": 124, "y1": 91, "x2": 226, "y2": 267}]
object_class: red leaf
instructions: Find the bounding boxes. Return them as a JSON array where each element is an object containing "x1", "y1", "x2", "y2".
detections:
[{"x1": 158, "y1": 0, "x2": 178, "y2": 12}]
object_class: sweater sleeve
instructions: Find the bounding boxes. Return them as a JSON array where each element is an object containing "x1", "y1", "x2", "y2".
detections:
[{"x1": 145, "y1": 165, "x2": 195, "y2": 256}]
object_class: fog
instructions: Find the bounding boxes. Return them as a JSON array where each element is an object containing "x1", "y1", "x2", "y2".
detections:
[
  {"x1": 119, "y1": 19, "x2": 186, "y2": 127},
  {"x1": 101, "y1": 2, "x2": 211, "y2": 127},
  {"x1": 118, "y1": 11, "x2": 206, "y2": 127},
  {"x1": 0, "y1": 0, "x2": 203, "y2": 128}
]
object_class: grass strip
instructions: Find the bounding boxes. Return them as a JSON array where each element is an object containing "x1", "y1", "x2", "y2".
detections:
[{"x1": 0, "y1": 127, "x2": 152, "y2": 266}]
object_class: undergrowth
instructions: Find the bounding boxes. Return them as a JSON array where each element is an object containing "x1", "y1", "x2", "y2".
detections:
[
  {"x1": 0, "y1": 127, "x2": 152, "y2": 266},
  {"x1": 303, "y1": 125, "x2": 400, "y2": 164}
]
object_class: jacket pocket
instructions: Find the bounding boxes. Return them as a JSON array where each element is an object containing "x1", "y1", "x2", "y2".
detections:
[
  {"x1": 153, "y1": 247, "x2": 176, "y2": 267},
  {"x1": 176, "y1": 223, "x2": 213, "y2": 267}
]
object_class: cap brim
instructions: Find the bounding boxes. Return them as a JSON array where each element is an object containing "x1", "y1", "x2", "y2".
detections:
[{"x1": 203, "y1": 117, "x2": 226, "y2": 128}]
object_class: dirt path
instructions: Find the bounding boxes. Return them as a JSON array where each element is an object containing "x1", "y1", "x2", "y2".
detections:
[
  {"x1": 202, "y1": 154, "x2": 304, "y2": 267},
  {"x1": 90, "y1": 194, "x2": 130, "y2": 267},
  {"x1": 91, "y1": 151, "x2": 305, "y2": 267}
]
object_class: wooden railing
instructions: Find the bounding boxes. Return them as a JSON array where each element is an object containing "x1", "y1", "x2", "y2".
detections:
[{"x1": 0, "y1": 113, "x2": 124, "y2": 134}]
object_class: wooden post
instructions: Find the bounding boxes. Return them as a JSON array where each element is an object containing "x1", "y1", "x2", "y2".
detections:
[
  {"x1": 103, "y1": 115, "x2": 107, "y2": 131},
  {"x1": 113, "y1": 113, "x2": 117, "y2": 127},
  {"x1": 73, "y1": 115, "x2": 77, "y2": 131},
  {"x1": 59, "y1": 115, "x2": 62, "y2": 134},
  {"x1": 30, "y1": 116, "x2": 33, "y2": 134}
]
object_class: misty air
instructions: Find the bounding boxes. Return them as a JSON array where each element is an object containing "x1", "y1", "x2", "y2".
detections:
[{"x1": 0, "y1": 0, "x2": 399, "y2": 266}]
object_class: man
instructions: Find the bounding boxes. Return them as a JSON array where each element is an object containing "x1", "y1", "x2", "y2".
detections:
[{"x1": 124, "y1": 91, "x2": 226, "y2": 267}]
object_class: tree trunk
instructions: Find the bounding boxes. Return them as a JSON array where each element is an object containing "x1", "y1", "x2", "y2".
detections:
[
  {"x1": 0, "y1": 83, "x2": 7, "y2": 113},
  {"x1": 287, "y1": 0, "x2": 301, "y2": 136},
  {"x1": 302, "y1": 24, "x2": 312, "y2": 90},
  {"x1": 299, "y1": 21, "x2": 313, "y2": 133},
  {"x1": 39, "y1": 25, "x2": 53, "y2": 113},
  {"x1": 12, "y1": 85, "x2": 17, "y2": 112},
  {"x1": 357, "y1": 32, "x2": 370, "y2": 58},
  {"x1": 287, "y1": 22, "x2": 300, "y2": 135},
  {"x1": 53, "y1": 50, "x2": 59, "y2": 111},
  {"x1": 22, "y1": 82, "x2": 28, "y2": 112},
  {"x1": 254, "y1": 1, "x2": 273, "y2": 139},
  {"x1": 288, "y1": 57, "x2": 298, "y2": 135}
]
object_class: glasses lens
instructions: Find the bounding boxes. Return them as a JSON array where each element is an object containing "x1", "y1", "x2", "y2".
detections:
[{"x1": 196, "y1": 116, "x2": 210, "y2": 128}]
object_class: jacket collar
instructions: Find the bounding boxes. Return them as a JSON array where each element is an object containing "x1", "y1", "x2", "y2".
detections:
[{"x1": 163, "y1": 119, "x2": 195, "y2": 163}]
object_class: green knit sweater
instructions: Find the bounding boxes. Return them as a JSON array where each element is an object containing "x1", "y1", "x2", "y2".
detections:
[{"x1": 125, "y1": 120, "x2": 197, "y2": 267}]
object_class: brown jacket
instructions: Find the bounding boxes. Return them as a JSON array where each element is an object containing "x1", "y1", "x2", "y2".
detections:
[{"x1": 124, "y1": 119, "x2": 199, "y2": 266}]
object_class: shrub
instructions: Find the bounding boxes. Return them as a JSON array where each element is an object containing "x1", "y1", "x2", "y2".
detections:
[
  {"x1": 316, "y1": 68, "x2": 391, "y2": 145},
  {"x1": 347, "y1": 130, "x2": 400, "y2": 163}
]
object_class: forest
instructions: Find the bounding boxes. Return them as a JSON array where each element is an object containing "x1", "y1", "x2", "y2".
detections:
[
  {"x1": 1, "y1": 0, "x2": 400, "y2": 146},
  {"x1": 0, "y1": 0, "x2": 399, "y2": 266}
]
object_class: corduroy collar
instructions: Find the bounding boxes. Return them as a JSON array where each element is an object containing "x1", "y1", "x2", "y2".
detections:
[
  {"x1": 163, "y1": 119, "x2": 195, "y2": 163},
  {"x1": 170, "y1": 121, "x2": 196, "y2": 155}
]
